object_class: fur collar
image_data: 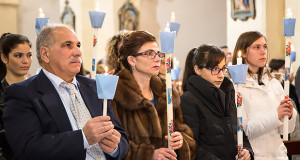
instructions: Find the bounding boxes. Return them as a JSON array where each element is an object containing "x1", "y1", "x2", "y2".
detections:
[{"x1": 114, "y1": 69, "x2": 167, "y2": 111}]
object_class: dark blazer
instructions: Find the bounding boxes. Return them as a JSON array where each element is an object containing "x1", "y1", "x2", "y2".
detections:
[
  {"x1": 2, "y1": 70, "x2": 129, "y2": 160},
  {"x1": 181, "y1": 75, "x2": 253, "y2": 160}
]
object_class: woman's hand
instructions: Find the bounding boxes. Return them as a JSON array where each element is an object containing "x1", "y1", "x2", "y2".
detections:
[
  {"x1": 165, "y1": 131, "x2": 183, "y2": 150},
  {"x1": 152, "y1": 148, "x2": 177, "y2": 160},
  {"x1": 277, "y1": 98, "x2": 293, "y2": 120},
  {"x1": 235, "y1": 149, "x2": 251, "y2": 160}
]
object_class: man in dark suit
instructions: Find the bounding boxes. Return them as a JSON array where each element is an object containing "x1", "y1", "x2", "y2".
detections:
[{"x1": 3, "y1": 24, "x2": 129, "y2": 160}]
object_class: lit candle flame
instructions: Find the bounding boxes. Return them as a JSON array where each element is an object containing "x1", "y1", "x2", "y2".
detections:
[
  {"x1": 39, "y1": 8, "x2": 45, "y2": 18},
  {"x1": 164, "y1": 22, "x2": 170, "y2": 32},
  {"x1": 237, "y1": 50, "x2": 242, "y2": 65},
  {"x1": 286, "y1": 8, "x2": 293, "y2": 18},
  {"x1": 170, "y1": 12, "x2": 176, "y2": 22},
  {"x1": 178, "y1": 81, "x2": 182, "y2": 86},
  {"x1": 95, "y1": 2, "x2": 100, "y2": 11}
]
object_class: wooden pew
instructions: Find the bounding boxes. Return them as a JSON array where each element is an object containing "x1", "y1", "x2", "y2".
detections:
[{"x1": 284, "y1": 140, "x2": 300, "y2": 156}]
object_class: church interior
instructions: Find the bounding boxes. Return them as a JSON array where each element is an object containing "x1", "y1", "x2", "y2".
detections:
[
  {"x1": 1, "y1": 0, "x2": 299, "y2": 77},
  {"x1": 1, "y1": 0, "x2": 300, "y2": 158}
]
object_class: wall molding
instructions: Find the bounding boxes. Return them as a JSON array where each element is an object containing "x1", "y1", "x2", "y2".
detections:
[{"x1": 0, "y1": 0, "x2": 19, "y2": 6}]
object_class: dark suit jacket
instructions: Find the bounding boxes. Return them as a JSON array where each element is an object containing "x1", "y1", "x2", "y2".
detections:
[{"x1": 2, "y1": 70, "x2": 129, "y2": 160}]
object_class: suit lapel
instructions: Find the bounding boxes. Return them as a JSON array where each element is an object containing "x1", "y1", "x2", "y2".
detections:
[
  {"x1": 76, "y1": 76, "x2": 102, "y2": 118},
  {"x1": 37, "y1": 71, "x2": 73, "y2": 132}
]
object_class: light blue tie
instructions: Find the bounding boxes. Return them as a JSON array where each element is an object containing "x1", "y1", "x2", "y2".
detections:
[{"x1": 61, "y1": 82, "x2": 103, "y2": 160}]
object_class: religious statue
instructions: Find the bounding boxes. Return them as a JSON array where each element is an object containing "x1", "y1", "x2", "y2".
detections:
[
  {"x1": 118, "y1": 0, "x2": 139, "y2": 31},
  {"x1": 61, "y1": 0, "x2": 76, "y2": 30}
]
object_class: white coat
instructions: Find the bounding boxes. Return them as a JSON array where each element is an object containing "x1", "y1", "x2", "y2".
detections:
[{"x1": 237, "y1": 72, "x2": 297, "y2": 160}]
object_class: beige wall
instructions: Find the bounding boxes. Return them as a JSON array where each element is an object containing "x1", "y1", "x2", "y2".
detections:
[
  {"x1": 286, "y1": 0, "x2": 300, "y2": 72},
  {"x1": 266, "y1": 0, "x2": 285, "y2": 61},
  {"x1": 226, "y1": 0, "x2": 298, "y2": 67},
  {"x1": 18, "y1": 0, "x2": 60, "y2": 76},
  {"x1": 156, "y1": 0, "x2": 227, "y2": 74},
  {"x1": 1, "y1": 0, "x2": 227, "y2": 78},
  {"x1": 0, "y1": 0, "x2": 19, "y2": 34},
  {"x1": 79, "y1": 0, "x2": 227, "y2": 77},
  {"x1": 227, "y1": 0, "x2": 267, "y2": 52}
]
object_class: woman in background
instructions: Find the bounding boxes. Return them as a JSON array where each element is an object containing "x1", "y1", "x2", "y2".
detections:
[
  {"x1": 181, "y1": 44, "x2": 253, "y2": 160},
  {"x1": 106, "y1": 30, "x2": 132, "y2": 75},
  {"x1": 0, "y1": 33, "x2": 32, "y2": 160},
  {"x1": 269, "y1": 58, "x2": 299, "y2": 112},
  {"x1": 232, "y1": 31, "x2": 297, "y2": 160}
]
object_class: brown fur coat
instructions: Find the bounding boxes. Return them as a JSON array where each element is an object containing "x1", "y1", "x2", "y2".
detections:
[{"x1": 111, "y1": 69, "x2": 195, "y2": 160}]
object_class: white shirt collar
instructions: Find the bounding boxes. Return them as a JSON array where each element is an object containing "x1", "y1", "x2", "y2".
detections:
[{"x1": 42, "y1": 68, "x2": 78, "y2": 90}]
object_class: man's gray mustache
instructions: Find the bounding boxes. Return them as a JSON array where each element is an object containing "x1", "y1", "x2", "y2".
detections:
[{"x1": 68, "y1": 57, "x2": 82, "y2": 63}]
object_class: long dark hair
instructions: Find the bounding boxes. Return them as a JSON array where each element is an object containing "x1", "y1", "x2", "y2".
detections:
[
  {"x1": 0, "y1": 33, "x2": 31, "y2": 80},
  {"x1": 232, "y1": 31, "x2": 268, "y2": 85},
  {"x1": 182, "y1": 48, "x2": 196, "y2": 92},
  {"x1": 182, "y1": 44, "x2": 225, "y2": 92}
]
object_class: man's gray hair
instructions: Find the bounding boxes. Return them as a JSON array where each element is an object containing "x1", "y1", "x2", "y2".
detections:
[{"x1": 36, "y1": 23, "x2": 75, "y2": 65}]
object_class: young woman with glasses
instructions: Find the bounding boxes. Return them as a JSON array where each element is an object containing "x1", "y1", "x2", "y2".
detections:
[
  {"x1": 181, "y1": 44, "x2": 253, "y2": 160},
  {"x1": 232, "y1": 31, "x2": 297, "y2": 160},
  {"x1": 110, "y1": 31, "x2": 195, "y2": 160}
]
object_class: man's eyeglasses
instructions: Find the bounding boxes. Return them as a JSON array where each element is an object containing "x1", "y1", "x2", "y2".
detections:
[
  {"x1": 198, "y1": 66, "x2": 228, "y2": 75},
  {"x1": 134, "y1": 49, "x2": 165, "y2": 59}
]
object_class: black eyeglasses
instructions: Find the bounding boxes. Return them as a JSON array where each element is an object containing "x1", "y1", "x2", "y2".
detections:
[
  {"x1": 198, "y1": 66, "x2": 228, "y2": 75},
  {"x1": 134, "y1": 49, "x2": 165, "y2": 59}
]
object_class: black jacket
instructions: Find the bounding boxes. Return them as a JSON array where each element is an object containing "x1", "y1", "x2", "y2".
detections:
[
  {"x1": 0, "y1": 78, "x2": 15, "y2": 160},
  {"x1": 180, "y1": 75, "x2": 253, "y2": 160}
]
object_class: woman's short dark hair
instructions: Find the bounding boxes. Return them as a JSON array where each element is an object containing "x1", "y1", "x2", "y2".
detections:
[
  {"x1": 119, "y1": 31, "x2": 157, "y2": 70},
  {"x1": 182, "y1": 44, "x2": 225, "y2": 92},
  {"x1": 0, "y1": 33, "x2": 31, "y2": 80},
  {"x1": 193, "y1": 44, "x2": 225, "y2": 69},
  {"x1": 269, "y1": 58, "x2": 285, "y2": 73}
]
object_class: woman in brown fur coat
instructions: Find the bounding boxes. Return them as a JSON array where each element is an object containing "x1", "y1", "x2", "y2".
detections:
[{"x1": 110, "y1": 31, "x2": 195, "y2": 160}]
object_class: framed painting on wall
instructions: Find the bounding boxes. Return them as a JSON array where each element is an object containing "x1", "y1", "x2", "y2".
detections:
[
  {"x1": 231, "y1": 0, "x2": 255, "y2": 21},
  {"x1": 118, "y1": 1, "x2": 139, "y2": 31}
]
